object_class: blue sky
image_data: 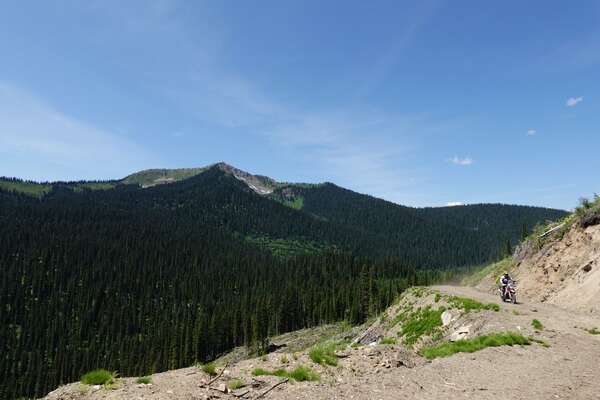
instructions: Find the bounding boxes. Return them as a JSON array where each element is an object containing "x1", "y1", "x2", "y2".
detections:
[{"x1": 0, "y1": 1, "x2": 598, "y2": 209}]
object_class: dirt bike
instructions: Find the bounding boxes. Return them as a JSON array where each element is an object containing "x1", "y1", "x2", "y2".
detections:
[{"x1": 499, "y1": 280, "x2": 517, "y2": 304}]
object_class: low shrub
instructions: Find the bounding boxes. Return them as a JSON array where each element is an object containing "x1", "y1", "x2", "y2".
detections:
[
  {"x1": 309, "y1": 343, "x2": 338, "y2": 366},
  {"x1": 531, "y1": 319, "x2": 543, "y2": 330},
  {"x1": 199, "y1": 362, "x2": 216, "y2": 376},
  {"x1": 252, "y1": 365, "x2": 319, "y2": 382},
  {"x1": 81, "y1": 369, "x2": 114, "y2": 385},
  {"x1": 135, "y1": 376, "x2": 151, "y2": 384},
  {"x1": 380, "y1": 337, "x2": 396, "y2": 345},
  {"x1": 228, "y1": 379, "x2": 245, "y2": 390}
]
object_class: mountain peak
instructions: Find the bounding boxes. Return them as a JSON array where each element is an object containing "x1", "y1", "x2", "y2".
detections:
[
  {"x1": 121, "y1": 162, "x2": 280, "y2": 194},
  {"x1": 213, "y1": 162, "x2": 278, "y2": 195}
]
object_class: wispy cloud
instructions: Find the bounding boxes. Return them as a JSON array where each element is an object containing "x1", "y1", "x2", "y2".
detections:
[
  {"x1": 526, "y1": 129, "x2": 537, "y2": 136},
  {"x1": 352, "y1": 1, "x2": 439, "y2": 100},
  {"x1": 566, "y1": 96, "x2": 583, "y2": 107},
  {"x1": 446, "y1": 201, "x2": 464, "y2": 206},
  {"x1": 448, "y1": 156, "x2": 473, "y2": 166},
  {"x1": 0, "y1": 83, "x2": 154, "y2": 181}
]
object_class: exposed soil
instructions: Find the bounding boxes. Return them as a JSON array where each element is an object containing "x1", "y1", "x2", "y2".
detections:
[{"x1": 510, "y1": 224, "x2": 600, "y2": 315}]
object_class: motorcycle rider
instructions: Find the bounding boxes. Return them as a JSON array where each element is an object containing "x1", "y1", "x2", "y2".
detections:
[{"x1": 499, "y1": 272, "x2": 512, "y2": 299}]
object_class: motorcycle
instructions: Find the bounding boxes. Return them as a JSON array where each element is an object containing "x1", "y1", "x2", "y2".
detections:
[{"x1": 499, "y1": 280, "x2": 517, "y2": 304}]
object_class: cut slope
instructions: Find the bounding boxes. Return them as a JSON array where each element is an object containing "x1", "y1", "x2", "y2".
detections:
[
  {"x1": 474, "y1": 200, "x2": 600, "y2": 315},
  {"x1": 513, "y1": 222, "x2": 600, "y2": 314}
]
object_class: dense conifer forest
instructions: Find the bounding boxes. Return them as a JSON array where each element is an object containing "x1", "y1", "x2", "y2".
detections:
[{"x1": 0, "y1": 166, "x2": 566, "y2": 399}]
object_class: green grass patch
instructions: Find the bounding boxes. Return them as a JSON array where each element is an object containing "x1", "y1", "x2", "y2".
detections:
[
  {"x1": 410, "y1": 287, "x2": 428, "y2": 298},
  {"x1": 309, "y1": 343, "x2": 338, "y2": 366},
  {"x1": 81, "y1": 369, "x2": 115, "y2": 385},
  {"x1": 447, "y1": 296, "x2": 500, "y2": 312},
  {"x1": 0, "y1": 179, "x2": 52, "y2": 197},
  {"x1": 531, "y1": 319, "x2": 544, "y2": 330},
  {"x1": 398, "y1": 306, "x2": 444, "y2": 346},
  {"x1": 252, "y1": 365, "x2": 319, "y2": 382},
  {"x1": 121, "y1": 167, "x2": 208, "y2": 187},
  {"x1": 198, "y1": 362, "x2": 217, "y2": 376},
  {"x1": 586, "y1": 327, "x2": 600, "y2": 335},
  {"x1": 380, "y1": 337, "x2": 396, "y2": 345},
  {"x1": 420, "y1": 332, "x2": 531, "y2": 359},
  {"x1": 135, "y1": 376, "x2": 151, "y2": 384},
  {"x1": 228, "y1": 379, "x2": 245, "y2": 390}
]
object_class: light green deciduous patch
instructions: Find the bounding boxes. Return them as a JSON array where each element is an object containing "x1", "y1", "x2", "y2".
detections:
[
  {"x1": 0, "y1": 180, "x2": 52, "y2": 197},
  {"x1": 420, "y1": 332, "x2": 530, "y2": 359},
  {"x1": 245, "y1": 235, "x2": 329, "y2": 258}
]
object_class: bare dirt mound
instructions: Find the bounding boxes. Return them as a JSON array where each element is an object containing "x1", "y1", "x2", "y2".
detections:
[{"x1": 42, "y1": 287, "x2": 600, "y2": 400}]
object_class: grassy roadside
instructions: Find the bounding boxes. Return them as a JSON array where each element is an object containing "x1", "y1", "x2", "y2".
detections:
[{"x1": 420, "y1": 332, "x2": 530, "y2": 359}]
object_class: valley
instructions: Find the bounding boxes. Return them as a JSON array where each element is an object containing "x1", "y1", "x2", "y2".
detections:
[{"x1": 0, "y1": 163, "x2": 581, "y2": 399}]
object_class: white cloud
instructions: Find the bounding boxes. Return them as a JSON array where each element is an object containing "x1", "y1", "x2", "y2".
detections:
[
  {"x1": 446, "y1": 201, "x2": 464, "y2": 206},
  {"x1": 0, "y1": 83, "x2": 154, "y2": 181},
  {"x1": 448, "y1": 156, "x2": 473, "y2": 166},
  {"x1": 526, "y1": 129, "x2": 536, "y2": 136},
  {"x1": 566, "y1": 96, "x2": 583, "y2": 107}
]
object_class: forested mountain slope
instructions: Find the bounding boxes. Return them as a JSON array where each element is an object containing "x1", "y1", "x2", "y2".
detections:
[
  {"x1": 0, "y1": 163, "x2": 567, "y2": 399},
  {"x1": 270, "y1": 182, "x2": 566, "y2": 263}
]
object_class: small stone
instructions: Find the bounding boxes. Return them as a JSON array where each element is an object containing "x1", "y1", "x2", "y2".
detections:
[
  {"x1": 166, "y1": 389, "x2": 174, "y2": 394},
  {"x1": 441, "y1": 310, "x2": 454, "y2": 326},
  {"x1": 449, "y1": 326, "x2": 470, "y2": 342},
  {"x1": 217, "y1": 383, "x2": 228, "y2": 393}
]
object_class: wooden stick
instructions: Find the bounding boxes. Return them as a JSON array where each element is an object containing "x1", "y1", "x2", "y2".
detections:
[
  {"x1": 255, "y1": 378, "x2": 288, "y2": 399},
  {"x1": 202, "y1": 363, "x2": 228, "y2": 388}
]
